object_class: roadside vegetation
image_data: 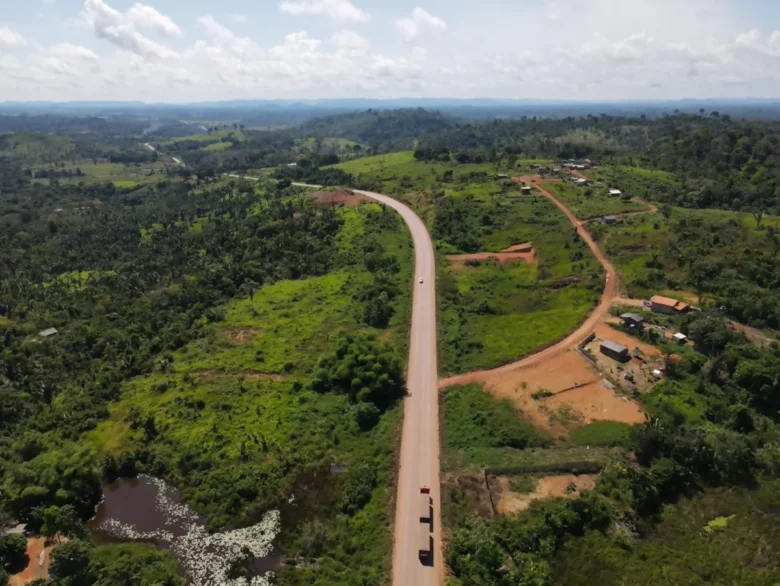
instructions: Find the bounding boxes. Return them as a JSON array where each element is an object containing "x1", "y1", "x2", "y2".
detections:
[{"x1": 0, "y1": 153, "x2": 412, "y2": 585}]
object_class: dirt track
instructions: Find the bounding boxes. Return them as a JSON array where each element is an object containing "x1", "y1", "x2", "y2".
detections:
[
  {"x1": 446, "y1": 242, "x2": 535, "y2": 267},
  {"x1": 439, "y1": 176, "x2": 620, "y2": 389}
]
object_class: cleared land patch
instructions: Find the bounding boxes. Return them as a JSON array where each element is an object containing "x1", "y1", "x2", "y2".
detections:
[{"x1": 446, "y1": 242, "x2": 535, "y2": 268}]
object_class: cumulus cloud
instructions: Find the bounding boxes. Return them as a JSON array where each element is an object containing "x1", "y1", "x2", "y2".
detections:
[
  {"x1": 279, "y1": 0, "x2": 370, "y2": 23},
  {"x1": 395, "y1": 8, "x2": 446, "y2": 41},
  {"x1": 82, "y1": 0, "x2": 179, "y2": 59},
  {"x1": 0, "y1": 25, "x2": 28, "y2": 47},
  {"x1": 4, "y1": 1, "x2": 780, "y2": 103},
  {"x1": 126, "y1": 3, "x2": 182, "y2": 36},
  {"x1": 231, "y1": 14, "x2": 248, "y2": 23},
  {"x1": 331, "y1": 30, "x2": 370, "y2": 51}
]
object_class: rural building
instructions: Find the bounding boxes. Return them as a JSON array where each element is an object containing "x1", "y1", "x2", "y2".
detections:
[
  {"x1": 600, "y1": 340, "x2": 629, "y2": 362},
  {"x1": 521, "y1": 185, "x2": 532, "y2": 195},
  {"x1": 650, "y1": 295, "x2": 689, "y2": 315},
  {"x1": 38, "y1": 327, "x2": 58, "y2": 338},
  {"x1": 574, "y1": 178, "x2": 589, "y2": 187},
  {"x1": 286, "y1": 162, "x2": 298, "y2": 168},
  {"x1": 602, "y1": 215, "x2": 617, "y2": 225},
  {"x1": 621, "y1": 313, "x2": 645, "y2": 328},
  {"x1": 496, "y1": 174, "x2": 510, "y2": 180},
  {"x1": 609, "y1": 189, "x2": 622, "y2": 197},
  {"x1": 673, "y1": 332, "x2": 688, "y2": 343}
]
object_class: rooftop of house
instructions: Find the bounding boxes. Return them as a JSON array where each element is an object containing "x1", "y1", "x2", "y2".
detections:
[
  {"x1": 600, "y1": 339, "x2": 628, "y2": 354},
  {"x1": 651, "y1": 295, "x2": 689, "y2": 310},
  {"x1": 621, "y1": 313, "x2": 645, "y2": 322}
]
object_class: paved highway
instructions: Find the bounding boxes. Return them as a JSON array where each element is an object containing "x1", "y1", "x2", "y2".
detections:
[{"x1": 353, "y1": 189, "x2": 442, "y2": 586}]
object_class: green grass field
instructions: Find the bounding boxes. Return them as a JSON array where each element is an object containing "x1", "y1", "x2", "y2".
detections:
[
  {"x1": 31, "y1": 160, "x2": 171, "y2": 187},
  {"x1": 543, "y1": 180, "x2": 650, "y2": 219},
  {"x1": 438, "y1": 192, "x2": 603, "y2": 374}
]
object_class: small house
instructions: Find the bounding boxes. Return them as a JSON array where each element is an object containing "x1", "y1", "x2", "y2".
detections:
[
  {"x1": 496, "y1": 174, "x2": 510, "y2": 180},
  {"x1": 38, "y1": 327, "x2": 58, "y2": 338},
  {"x1": 608, "y1": 189, "x2": 622, "y2": 197},
  {"x1": 621, "y1": 313, "x2": 645, "y2": 328},
  {"x1": 286, "y1": 162, "x2": 298, "y2": 168},
  {"x1": 673, "y1": 332, "x2": 688, "y2": 344},
  {"x1": 600, "y1": 340, "x2": 629, "y2": 362},
  {"x1": 650, "y1": 295, "x2": 689, "y2": 315},
  {"x1": 574, "y1": 178, "x2": 589, "y2": 187},
  {"x1": 602, "y1": 215, "x2": 617, "y2": 225},
  {"x1": 521, "y1": 186, "x2": 532, "y2": 195}
]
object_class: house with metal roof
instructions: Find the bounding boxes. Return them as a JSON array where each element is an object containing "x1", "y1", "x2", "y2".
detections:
[{"x1": 600, "y1": 340, "x2": 629, "y2": 362}]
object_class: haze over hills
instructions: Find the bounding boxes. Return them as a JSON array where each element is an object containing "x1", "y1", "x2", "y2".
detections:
[{"x1": 3, "y1": 98, "x2": 780, "y2": 121}]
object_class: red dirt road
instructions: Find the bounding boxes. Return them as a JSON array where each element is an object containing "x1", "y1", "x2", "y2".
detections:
[
  {"x1": 439, "y1": 176, "x2": 619, "y2": 389},
  {"x1": 353, "y1": 189, "x2": 443, "y2": 586}
]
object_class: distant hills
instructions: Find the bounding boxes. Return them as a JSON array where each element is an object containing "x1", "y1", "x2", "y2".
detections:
[{"x1": 2, "y1": 98, "x2": 780, "y2": 121}]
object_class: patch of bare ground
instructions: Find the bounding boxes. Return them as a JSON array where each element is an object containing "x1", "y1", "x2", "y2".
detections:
[
  {"x1": 447, "y1": 242, "x2": 535, "y2": 268},
  {"x1": 492, "y1": 475, "x2": 596, "y2": 515},
  {"x1": 478, "y1": 348, "x2": 646, "y2": 436},
  {"x1": 9, "y1": 537, "x2": 60, "y2": 586},
  {"x1": 192, "y1": 371, "x2": 286, "y2": 382},
  {"x1": 308, "y1": 189, "x2": 372, "y2": 207},
  {"x1": 220, "y1": 327, "x2": 261, "y2": 343}
]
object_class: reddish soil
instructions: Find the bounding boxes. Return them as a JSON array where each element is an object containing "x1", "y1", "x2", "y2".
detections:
[
  {"x1": 470, "y1": 348, "x2": 645, "y2": 434},
  {"x1": 493, "y1": 474, "x2": 596, "y2": 515},
  {"x1": 446, "y1": 242, "x2": 535, "y2": 268},
  {"x1": 309, "y1": 189, "x2": 371, "y2": 207},
  {"x1": 593, "y1": 323, "x2": 661, "y2": 358},
  {"x1": 9, "y1": 538, "x2": 58, "y2": 586}
]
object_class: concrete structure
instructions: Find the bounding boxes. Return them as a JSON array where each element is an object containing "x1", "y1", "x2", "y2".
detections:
[
  {"x1": 600, "y1": 340, "x2": 629, "y2": 362},
  {"x1": 621, "y1": 313, "x2": 645, "y2": 328},
  {"x1": 650, "y1": 295, "x2": 689, "y2": 315},
  {"x1": 38, "y1": 328, "x2": 58, "y2": 338},
  {"x1": 602, "y1": 215, "x2": 617, "y2": 225}
]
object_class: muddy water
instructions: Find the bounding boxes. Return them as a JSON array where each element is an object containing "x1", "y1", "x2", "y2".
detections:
[{"x1": 90, "y1": 475, "x2": 281, "y2": 586}]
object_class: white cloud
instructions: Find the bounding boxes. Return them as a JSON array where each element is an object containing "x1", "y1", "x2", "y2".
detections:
[
  {"x1": 545, "y1": 0, "x2": 561, "y2": 22},
  {"x1": 395, "y1": 8, "x2": 446, "y2": 42},
  {"x1": 331, "y1": 30, "x2": 370, "y2": 51},
  {"x1": 231, "y1": 14, "x2": 248, "y2": 24},
  {"x1": 279, "y1": 0, "x2": 370, "y2": 23},
  {"x1": 0, "y1": 25, "x2": 28, "y2": 47},
  {"x1": 82, "y1": 0, "x2": 179, "y2": 59},
  {"x1": 771, "y1": 31, "x2": 780, "y2": 51},
  {"x1": 126, "y1": 3, "x2": 182, "y2": 37}
]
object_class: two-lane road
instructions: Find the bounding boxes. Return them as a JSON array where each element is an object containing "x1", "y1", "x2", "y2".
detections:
[{"x1": 353, "y1": 189, "x2": 442, "y2": 586}]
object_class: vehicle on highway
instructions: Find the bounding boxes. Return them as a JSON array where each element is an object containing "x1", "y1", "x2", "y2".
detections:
[
  {"x1": 419, "y1": 486, "x2": 432, "y2": 562},
  {"x1": 419, "y1": 489, "x2": 431, "y2": 522},
  {"x1": 419, "y1": 278, "x2": 424, "y2": 284},
  {"x1": 418, "y1": 524, "x2": 432, "y2": 562}
]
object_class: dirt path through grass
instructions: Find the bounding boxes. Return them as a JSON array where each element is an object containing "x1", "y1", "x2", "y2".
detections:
[{"x1": 439, "y1": 175, "x2": 649, "y2": 389}]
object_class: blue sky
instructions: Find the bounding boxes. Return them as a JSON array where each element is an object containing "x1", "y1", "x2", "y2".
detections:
[{"x1": 1, "y1": 0, "x2": 779, "y2": 102}]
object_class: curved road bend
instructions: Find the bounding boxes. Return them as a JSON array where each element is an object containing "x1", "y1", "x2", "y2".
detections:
[
  {"x1": 439, "y1": 177, "x2": 620, "y2": 390},
  {"x1": 352, "y1": 190, "x2": 442, "y2": 586}
]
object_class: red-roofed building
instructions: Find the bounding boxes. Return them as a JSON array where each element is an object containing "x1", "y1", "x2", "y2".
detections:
[{"x1": 650, "y1": 295, "x2": 690, "y2": 315}]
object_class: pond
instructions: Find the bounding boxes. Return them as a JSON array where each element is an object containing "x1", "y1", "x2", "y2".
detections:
[{"x1": 90, "y1": 475, "x2": 280, "y2": 586}]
